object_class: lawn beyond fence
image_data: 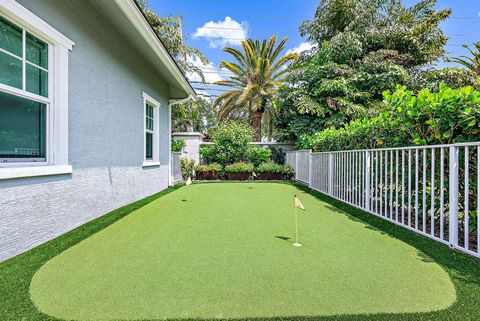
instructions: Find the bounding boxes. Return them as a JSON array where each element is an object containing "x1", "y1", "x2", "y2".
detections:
[{"x1": 286, "y1": 142, "x2": 480, "y2": 259}]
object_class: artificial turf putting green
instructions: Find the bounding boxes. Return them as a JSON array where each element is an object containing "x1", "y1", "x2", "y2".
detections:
[{"x1": 29, "y1": 183, "x2": 455, "y2": 320}]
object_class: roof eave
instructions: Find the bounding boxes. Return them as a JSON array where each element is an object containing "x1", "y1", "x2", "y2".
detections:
[{"x1": 113, "y1": 0, "x2": 196, "y2": 99}]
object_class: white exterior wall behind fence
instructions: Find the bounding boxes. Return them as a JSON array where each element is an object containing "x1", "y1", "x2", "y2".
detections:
[{"x1": 288, "y1": 142, "x2": 480, "y2": 259}]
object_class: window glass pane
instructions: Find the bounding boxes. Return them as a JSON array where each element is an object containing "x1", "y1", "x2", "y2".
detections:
[
  {"x1": 0, "y1": 51, "x2": 22, "y2": 89},
  {"x1": 145, "y1": 105, "x2": 154, "y2": 131},
  {"x1": 145, "y1": 132, "x2": 153, "y2": 160},
  {"x1": 0, "y1": 16, "x2": 22, "y2": 57},
  {"x1": 26, "y1": 64, "x2": 48, "y2": 97},
  {"x1": 26, "y1": 32, "x2": 48, "y2": 69},
  {"x1": 0, "y1": 91, "x2": 46, "y2": 161}
]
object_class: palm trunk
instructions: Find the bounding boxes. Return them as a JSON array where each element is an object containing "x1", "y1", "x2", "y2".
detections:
[
  {"x1": 251, "y1": 98, "x2": 267, "y2": 142},
  {"x1": 251, "y1": 110, "x2": 263, "y2": 142}
]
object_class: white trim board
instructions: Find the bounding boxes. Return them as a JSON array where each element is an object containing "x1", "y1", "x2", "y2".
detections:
[
  {"x1": 0, "y1": 1, "x2": 71, "y2": 179},
  {"x1": 0, "y1": 0, "x2": 74, "y2": 50},
  {"x1": 0, "y1": 165, "x2": 72, "y2": 180},
  {"x1": 114, "y1": 0, "x2": 195, "y2": 97}
]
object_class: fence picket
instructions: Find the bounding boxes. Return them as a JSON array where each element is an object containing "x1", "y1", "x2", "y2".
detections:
[{"x1": 285, "y1": 141, "x2": 480, "y2": 258}]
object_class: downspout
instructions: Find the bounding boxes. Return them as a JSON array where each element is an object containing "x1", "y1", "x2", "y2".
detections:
[{"x1": 168, "y1": 95, "x2": 196, "y2": 186}]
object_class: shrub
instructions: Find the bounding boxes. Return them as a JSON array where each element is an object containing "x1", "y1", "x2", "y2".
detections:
[
  {"x1": 199, "y1": 145, "x2": 216, "y2": 164},
  {"x1": 384, "y1": 84, "x2": 480, "y2": 145},
  {"x1": 282, "y1": 164, "x2": 295, "y2": 180},
  {"x1": 257, "y1": 161, "x2": 284, "y2": 173},
  {"x1": 299, "y1": 84, "x2": 480, "y2": 151},
  {"x1": 247, "y1": 147, "x2": 271, "y2": 167},
  {"x1": 268, "y1": 146, "x2": 286, "y2": 164},
  {"x1": 203, "y1": 122, "x2": 254, "y2": 165},
  {"x1": 224, "y1": 162, "x2": 254, "y2": 173},
  {"x1": 180, "y1": 157, "x2": 195, "y2": 180},
  {"x1": 171, "y1": 139, "x2": 186, "y2": 152},
  {"x1": 194, "y1": 163, "x2": 222, "y2": 172}
]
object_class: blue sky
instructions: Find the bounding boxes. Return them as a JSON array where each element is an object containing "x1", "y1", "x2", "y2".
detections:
[{"x1": 148, "y1": 0, "x2": 480, "y2": 98}]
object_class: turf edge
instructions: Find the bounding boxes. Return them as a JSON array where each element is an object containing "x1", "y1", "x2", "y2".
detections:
[{"x1": 0, "y1": 181, "x2": 479, "y2": 321}]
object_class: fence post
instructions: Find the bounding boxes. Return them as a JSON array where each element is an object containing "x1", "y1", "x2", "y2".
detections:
[
  {"x1": 295, "y1": 152, "x2": 299, "y2": 181},
  {"x1": 308, "y1": 150, "x2": 313, "y2": 188},
  {"x1": 449, "y1": 146, "x2": 459, "y2": 248},
  {"x1": 365, "y1": 150, "x2": 371, "y2": 212},
  {"x1": 328, "y1": 152, "x2": 333, "y2": 195}
]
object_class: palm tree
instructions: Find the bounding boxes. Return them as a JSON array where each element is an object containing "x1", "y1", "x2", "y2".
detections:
[
  {"x1": 446, "y1": 42, "x2": 480, "y2": 75},
  {"x1": 213, "y1": 36, "x2": 298, "y2": 141}
]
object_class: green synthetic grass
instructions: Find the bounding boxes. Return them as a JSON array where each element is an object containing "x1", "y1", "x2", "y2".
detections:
[
  {"x1": 30, "y1": 182, "x2": 453, "y2": 320},
  {"x1": 0, "y1": 182, "x2": 479, "y2": 321}
]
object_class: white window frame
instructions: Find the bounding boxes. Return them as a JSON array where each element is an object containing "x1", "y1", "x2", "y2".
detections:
[
  {"x1": 0, "y1": 0, "x2": 74, "y2": 180},
  {"x1": 142, "y1": 92, "x2": 160, "y2": 167}
]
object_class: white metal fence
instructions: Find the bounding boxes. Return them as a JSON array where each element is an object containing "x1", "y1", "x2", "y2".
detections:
[
  {"x1": 286, "y1": 142, "x2": 480, "y2": 258},
  {"x1": 172, "y1": 152, "x2": 182, "y2": 183}
]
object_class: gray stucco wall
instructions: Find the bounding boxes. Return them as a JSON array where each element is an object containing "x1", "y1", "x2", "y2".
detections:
[{"x1": 0, "y1": 1, "x2": 173, "y2": 262}]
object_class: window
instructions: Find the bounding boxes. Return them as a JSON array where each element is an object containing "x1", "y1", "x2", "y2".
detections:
[
  {"x1": 0, "y1": 16, "x2": 49, "y2": 97},
  {"x1": 0, "y1": 0, "x2": 74, "y2": 179},
  {"x1": 145, "y1": 103, "x2": 154, "y2": 160},
  {"x1": 143, "y1": 92, "x2": 160, "y2": 166},
  {"x1": 0, "y1": 16, "x2": 49, "y2": 164},
  {"x1": 0, "y1": 92, "x2": 46, "y2": 162}
]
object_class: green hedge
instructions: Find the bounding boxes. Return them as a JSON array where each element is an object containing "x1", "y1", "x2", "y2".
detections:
[
  {"x1": 224, "y1": 162, "x2": 254, "y2": 173},
  {"x1": 194, "y1": 163, "x2": 222, "y2": 172},
  {"x1": 257, "y1": 161, "x2": 284, "y2": 173},
  {"x1": 297, "y1": 84, "x2": 480, "y2": 152}
]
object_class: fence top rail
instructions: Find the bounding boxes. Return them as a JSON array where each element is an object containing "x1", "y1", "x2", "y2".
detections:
[
  {"x1": 306, "y1": 141, "x2": 480, "y2": 155},
  {"x1": 287, "y1": 149, "x2": 311, "y2": 154}
]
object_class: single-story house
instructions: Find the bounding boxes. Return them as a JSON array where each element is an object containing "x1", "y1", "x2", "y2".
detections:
[{"x1": 0, "y1": 0, "x2": 195, "y2": 262}]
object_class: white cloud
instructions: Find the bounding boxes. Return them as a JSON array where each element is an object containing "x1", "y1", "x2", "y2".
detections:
[
  {"x1": 193, "y1": 16, "x2": 248, "y2": 48},
  {"x1": 187, "y1": 55, "x2": 225, "y2": 84},
  {"x1": 286, "y1": 42, "x2": 316, "y2": 55}
]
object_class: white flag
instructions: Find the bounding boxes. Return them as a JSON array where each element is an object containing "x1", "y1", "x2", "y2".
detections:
[{"x1": 294, "y1": 195, "x2": 305, "y2": 211}]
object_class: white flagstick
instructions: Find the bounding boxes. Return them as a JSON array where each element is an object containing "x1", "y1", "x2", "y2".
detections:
[
  {"x1": 293, "y1": 195, "x2": 302, "y2": 247},
  {"x1": 186, "y1": 177, "x2": 192, "y2": 202}
]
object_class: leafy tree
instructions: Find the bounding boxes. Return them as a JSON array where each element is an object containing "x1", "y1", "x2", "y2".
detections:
[
  {"x1": 407, "y1": 67, "x2": 479, "y2": 91},
  {"x1": 138, "y1": 1, "x2": 217, "y2": 134},
  {"x1": 172, "y1": 97, "x2": 217, "y2": 133},
  {"x1": 138, "y1": 0, "x2": 208, "y2": 81},
  {"x1": 200, "y1": 122, "x2": 254, "y2": 165},
  {"x1": 445, "y1": 42, "x2": 480, "y2": 76},
  {"x1": 274, "y1": 0, "x2": 451, "y2": 143},
  {"x1": 213, "y1": 36, "x2": 298, "y2": 141}
]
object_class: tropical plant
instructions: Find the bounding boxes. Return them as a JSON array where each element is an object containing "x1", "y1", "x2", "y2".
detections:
[
  {"x1": 300, "y1": 0, "x2": 450, "y2": 66},
  {"x1": 446, "y1": 42, "x2": 480, "y2": 76},
  {"x1": 274, "y1": 0, "x2": 451, "y2": 143},
  {"x1": 224, "y1": 162, "x2": 254, "y2": 173},
  {"x1": 213, "y1": 36, "x2": 298, "y2": 141},
  {"x1": 180, "y1": 157, "x2": 195, "y2": 180},
  {"x1": 171, "y1": 139, "x2": 186, "y2": 152}
]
